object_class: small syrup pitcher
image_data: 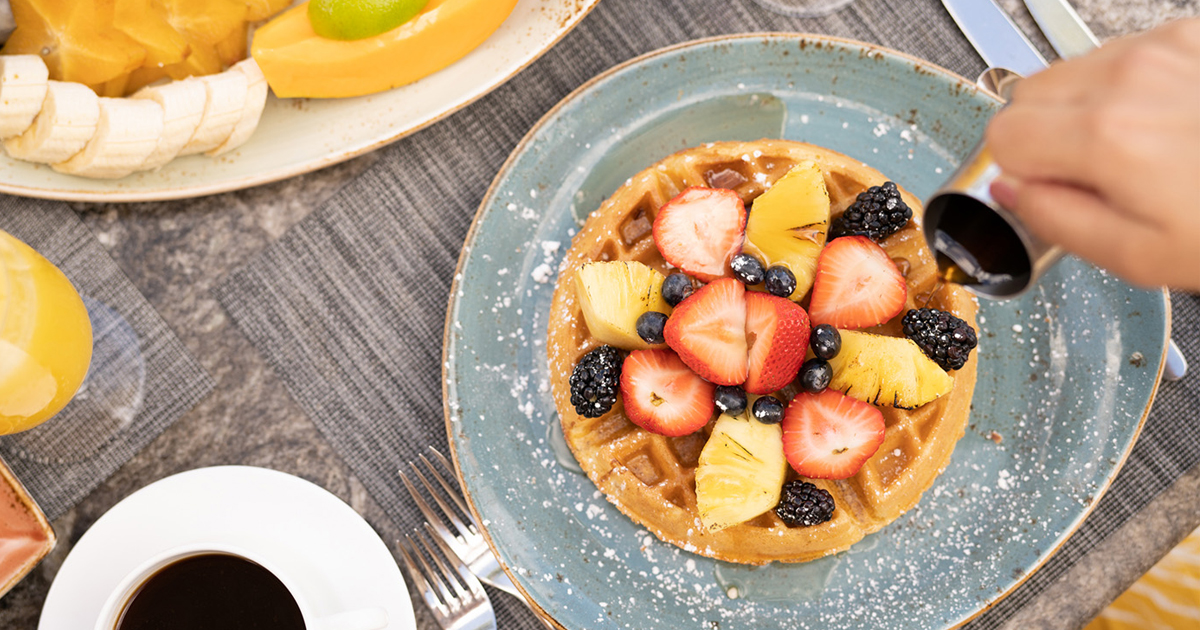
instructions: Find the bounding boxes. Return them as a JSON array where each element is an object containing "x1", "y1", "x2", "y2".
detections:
[
  {"x1": 925, "y1": 69, "x2": 1186, "y2": 381},
  {"x1": 924, "y1": 70, "x2": 1062, "y2": 300}
]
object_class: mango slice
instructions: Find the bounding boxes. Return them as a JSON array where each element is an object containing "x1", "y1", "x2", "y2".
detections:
[{"x1": 251, "y1": 0, "x2": 519, "y2": 98}]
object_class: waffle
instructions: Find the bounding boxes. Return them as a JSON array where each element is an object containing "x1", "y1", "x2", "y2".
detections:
[{"x1": 547, "y1": 140, "x2": 978, "y2": 565}]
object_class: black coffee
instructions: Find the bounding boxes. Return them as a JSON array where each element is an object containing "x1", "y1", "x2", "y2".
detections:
[
  {"x1": 115, "y1": 553, "x2": 305, "y2": 630},
  {"x1": 925, "y1": 193, "x2": 1031, "y2": 294}
]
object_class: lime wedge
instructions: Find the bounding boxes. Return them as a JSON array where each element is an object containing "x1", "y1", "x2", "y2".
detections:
[{"x1": 308, "y1": 0, "x2": 430, "y2": 41}]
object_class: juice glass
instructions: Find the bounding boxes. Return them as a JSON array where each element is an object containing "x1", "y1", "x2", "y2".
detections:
[{"x1": 0, "y1": 230, "x2": 93, "y2": 434}]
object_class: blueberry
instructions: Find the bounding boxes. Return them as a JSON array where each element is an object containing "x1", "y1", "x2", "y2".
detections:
[
  {"x1": 752, "y1": 395, "x2": 785, "y2": 424},
  {"x1": 797, "y1": 358, "x2": 832, "y2": 393},
  {"x1": 714, "y1": 386, "x2": 748, "y2": 416},
  {"x1": 810, "y1": 324, "x2": 841, "y2": 360},
  {"x1": 661, "y1": 273, "x2": 694, "y2": 306},
  {"x1": 636, "y1": 311, "x2": 668, "y2": 345},
  {"x1": 730, "y1": 253, "x2": 765, "y2": 285},
  {"x1": 764, "y1": 265, "x2": 796, "y2": 298}
]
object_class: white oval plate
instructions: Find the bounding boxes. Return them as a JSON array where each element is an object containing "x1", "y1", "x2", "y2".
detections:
[
  {"x1": 1, "y1": 0, "x2": 599, "y2": 202},
  {"x1": 38, "y1": 466, "x2": 416, "y2": 630}
]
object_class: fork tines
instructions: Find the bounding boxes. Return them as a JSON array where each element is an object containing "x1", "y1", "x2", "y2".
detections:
[
  {"x1": 397, "y1": 525, "x2": 488, "y2": 622},
  {"x1": 398, "y1": 448, "x2": 479, "y2": 545}
]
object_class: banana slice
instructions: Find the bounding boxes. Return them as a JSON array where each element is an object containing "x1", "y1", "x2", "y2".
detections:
[
  {"x1": 178, "y1": 69, "x2": 248, "y2": 156},
  {"x1": 207, "y1": 59, "x2": 269, "y2": 157},
  {"x1": 132, "y1": 78, "x2": 207, "y2": 170},
  {"x1": 3, "y1": 81, "x2": 99, "y2": 164},
  {"x1": 0, "y1": 55, "x2": 50, "y2": 140},
  {"x1": 53, "y1": 98, "x2": 164, "y2": 179}
]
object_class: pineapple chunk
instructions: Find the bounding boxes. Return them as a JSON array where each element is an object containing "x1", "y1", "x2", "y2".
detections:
[
  {"x1": 741, "y1": 161, "x2": 831, "y2": 301},
  {"x1": 696, "y1": 412, "x2": 788, "y2": 532},
  {"x1": 827, "y1": 330, "x2": 953, "y2": 409},
  {"x1": 573, "y1": 261, "x2": 671, "y2": 350}
]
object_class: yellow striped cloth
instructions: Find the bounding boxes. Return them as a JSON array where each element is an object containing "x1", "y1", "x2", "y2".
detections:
[{"x1": 1085, "y1": 527, "x2": 1200, "y2": 630}]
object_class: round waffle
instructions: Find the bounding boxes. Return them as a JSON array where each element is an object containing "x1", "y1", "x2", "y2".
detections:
[{"x1": 547, "y1": 140, "x2": 978, "y2": 565}]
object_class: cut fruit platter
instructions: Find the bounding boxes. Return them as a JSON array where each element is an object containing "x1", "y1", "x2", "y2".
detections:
[{"x1": 0, "y1": 0, "x2": 599, "y2": 200}]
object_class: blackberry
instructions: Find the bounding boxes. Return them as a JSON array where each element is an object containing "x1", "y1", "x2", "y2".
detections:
[
  {"x1": 775, "y1": 480, "x2": 835, "y2": 527},
  {"x1": 730, "y1": 253, "x2": 766, "y2": 286},
  {"x1": 810, "y1": 324, "x2": 841, "y2": 360},
  {"x1": 569, "y1": 346, "x2": 623, "y2": 418},
  {"x1": 751, "y1": 395, "x2": 784, "y2": 424},
  {"x1": 636, "y1": 311, "x2": 668, "y2": 345},
  {"x1": 714, "y1": 385, "x2": 748, "y2": 416},
  {"x1": 764, "y1": 265, "x2": 796, "y2": 298},
  {"x1": 829, "y1": 181, "x2": 912, "y2": 242},
  {"x1": 901, "y1": 307, "x2": 978, "y2": 371},
  {"x1": 662, "y1": 273, "x2": 694, "y2": 306},
  {"x1": 797, "y1": 358, "x2": 832, "y2": 393}
]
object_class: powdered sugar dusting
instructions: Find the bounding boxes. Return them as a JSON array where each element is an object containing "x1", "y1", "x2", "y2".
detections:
[
  {"x1": 449, "y1": 189, "x2": 1156, "y2": 627},
  {"x1": 443, "y1": 40, "x2": 1162, "y2": 628}
]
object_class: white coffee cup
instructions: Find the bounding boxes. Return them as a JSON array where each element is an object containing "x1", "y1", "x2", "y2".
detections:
[{"x1": 95, "y1": 543, "x2": 389, "y2": 630}]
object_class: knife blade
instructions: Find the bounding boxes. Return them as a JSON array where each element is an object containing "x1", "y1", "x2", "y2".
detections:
[
  {"x1": 941, "y1": 0, "x2": 1048, "y2": 76},
  {"x1": 1023, "y1": 0, "x2": 1100, "y2": 58}
]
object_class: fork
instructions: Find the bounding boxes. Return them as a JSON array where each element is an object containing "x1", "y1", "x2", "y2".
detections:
[
  {"x1": 400, "y1": 449, "x2": 556, "y2": 629},
  {"x1": 396, "y1": 525, "x2": 497, "y2": 630}
]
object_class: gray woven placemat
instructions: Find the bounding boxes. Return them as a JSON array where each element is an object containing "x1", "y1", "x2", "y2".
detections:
[
  {"x1": 0, "y1": 197, "x2": 214, "y2": 520},
  {"x1": 213, "y1": 0, "x2": 1199, "y2": 628}
]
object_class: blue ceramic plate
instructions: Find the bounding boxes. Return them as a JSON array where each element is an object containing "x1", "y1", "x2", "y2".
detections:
[{"x1": 442, "y1": 34, "x2": 1169, "y2": 630}]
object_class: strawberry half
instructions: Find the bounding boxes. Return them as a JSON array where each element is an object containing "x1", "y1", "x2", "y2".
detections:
[
  {"x1": 664, "y1": 278, "x2": 748, "y2": 386},
  {"x1": 744, "y1": 292, "x2": 811, "y2": 394},
  {"x1": 620, "y1": 349, "x2": 716, "y2": 437},
  {"x1": 781, "y1": 389, "x2": 885, "y2": 480},
  {"x1": 652, "y1": 187, "x2": 746, "y2": 282},
  {"x1": 808, "y1": 235, "x2": 906, "y2": 329}
]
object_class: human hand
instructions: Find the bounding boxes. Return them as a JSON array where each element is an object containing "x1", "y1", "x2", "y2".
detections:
[{"x1": 985, "y1": 18, "x2": 1200, "y2": 291}]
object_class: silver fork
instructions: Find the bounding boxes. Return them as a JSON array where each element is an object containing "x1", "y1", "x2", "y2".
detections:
[
  {"x1": 396, "y1": 525, "x2": 497, "y2": 630},
  {"x1": 400, "y1": 448, "x2": 556, "y2": 628}
]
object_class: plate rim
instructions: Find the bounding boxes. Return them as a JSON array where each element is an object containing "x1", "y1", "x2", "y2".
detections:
[
  {"x1": 440, "y1": 31, "x2": 1171, "y2": 630},
  {"x1": 0, "y1": 0, "x2": 602, "y2": 204}
]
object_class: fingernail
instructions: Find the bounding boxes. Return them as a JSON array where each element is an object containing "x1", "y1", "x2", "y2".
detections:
[{"x1": 990, "y1": 177, "x2": 1019, "y2": 209}]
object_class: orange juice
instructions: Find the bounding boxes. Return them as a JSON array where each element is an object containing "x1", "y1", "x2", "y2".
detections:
[{"x1": 0, "y1": 231, "x2": 93, "y2": 434}]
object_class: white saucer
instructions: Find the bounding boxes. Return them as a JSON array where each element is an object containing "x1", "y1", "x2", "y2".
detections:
[{"x1": 39, "y1": 466, "x2": 415, "y2": 630}]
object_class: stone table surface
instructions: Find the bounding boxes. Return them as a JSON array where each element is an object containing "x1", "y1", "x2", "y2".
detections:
[{"x1": 1, "y1": 2, "x2": 1198, "y2": 629}]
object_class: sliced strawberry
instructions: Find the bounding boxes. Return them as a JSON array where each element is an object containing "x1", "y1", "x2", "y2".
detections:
[
  {"x1": 652, "y1": 187, "x2": 746, "y2": 282},
  {"x1": 744, "y1": 292, "x2": 811, "y2": 395},
  {"x1": 663, "y1": 278, "x2": 748, "y2": 386},
  {"x1": 808, "y1": 235, "x2": 906, "y2": 329},
  {"x1": 620, "y1": 349, "x2": 716, "y2": 437},
  {"x1": 781, "y1": 389, "x2": 885, "y2": 480}
]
